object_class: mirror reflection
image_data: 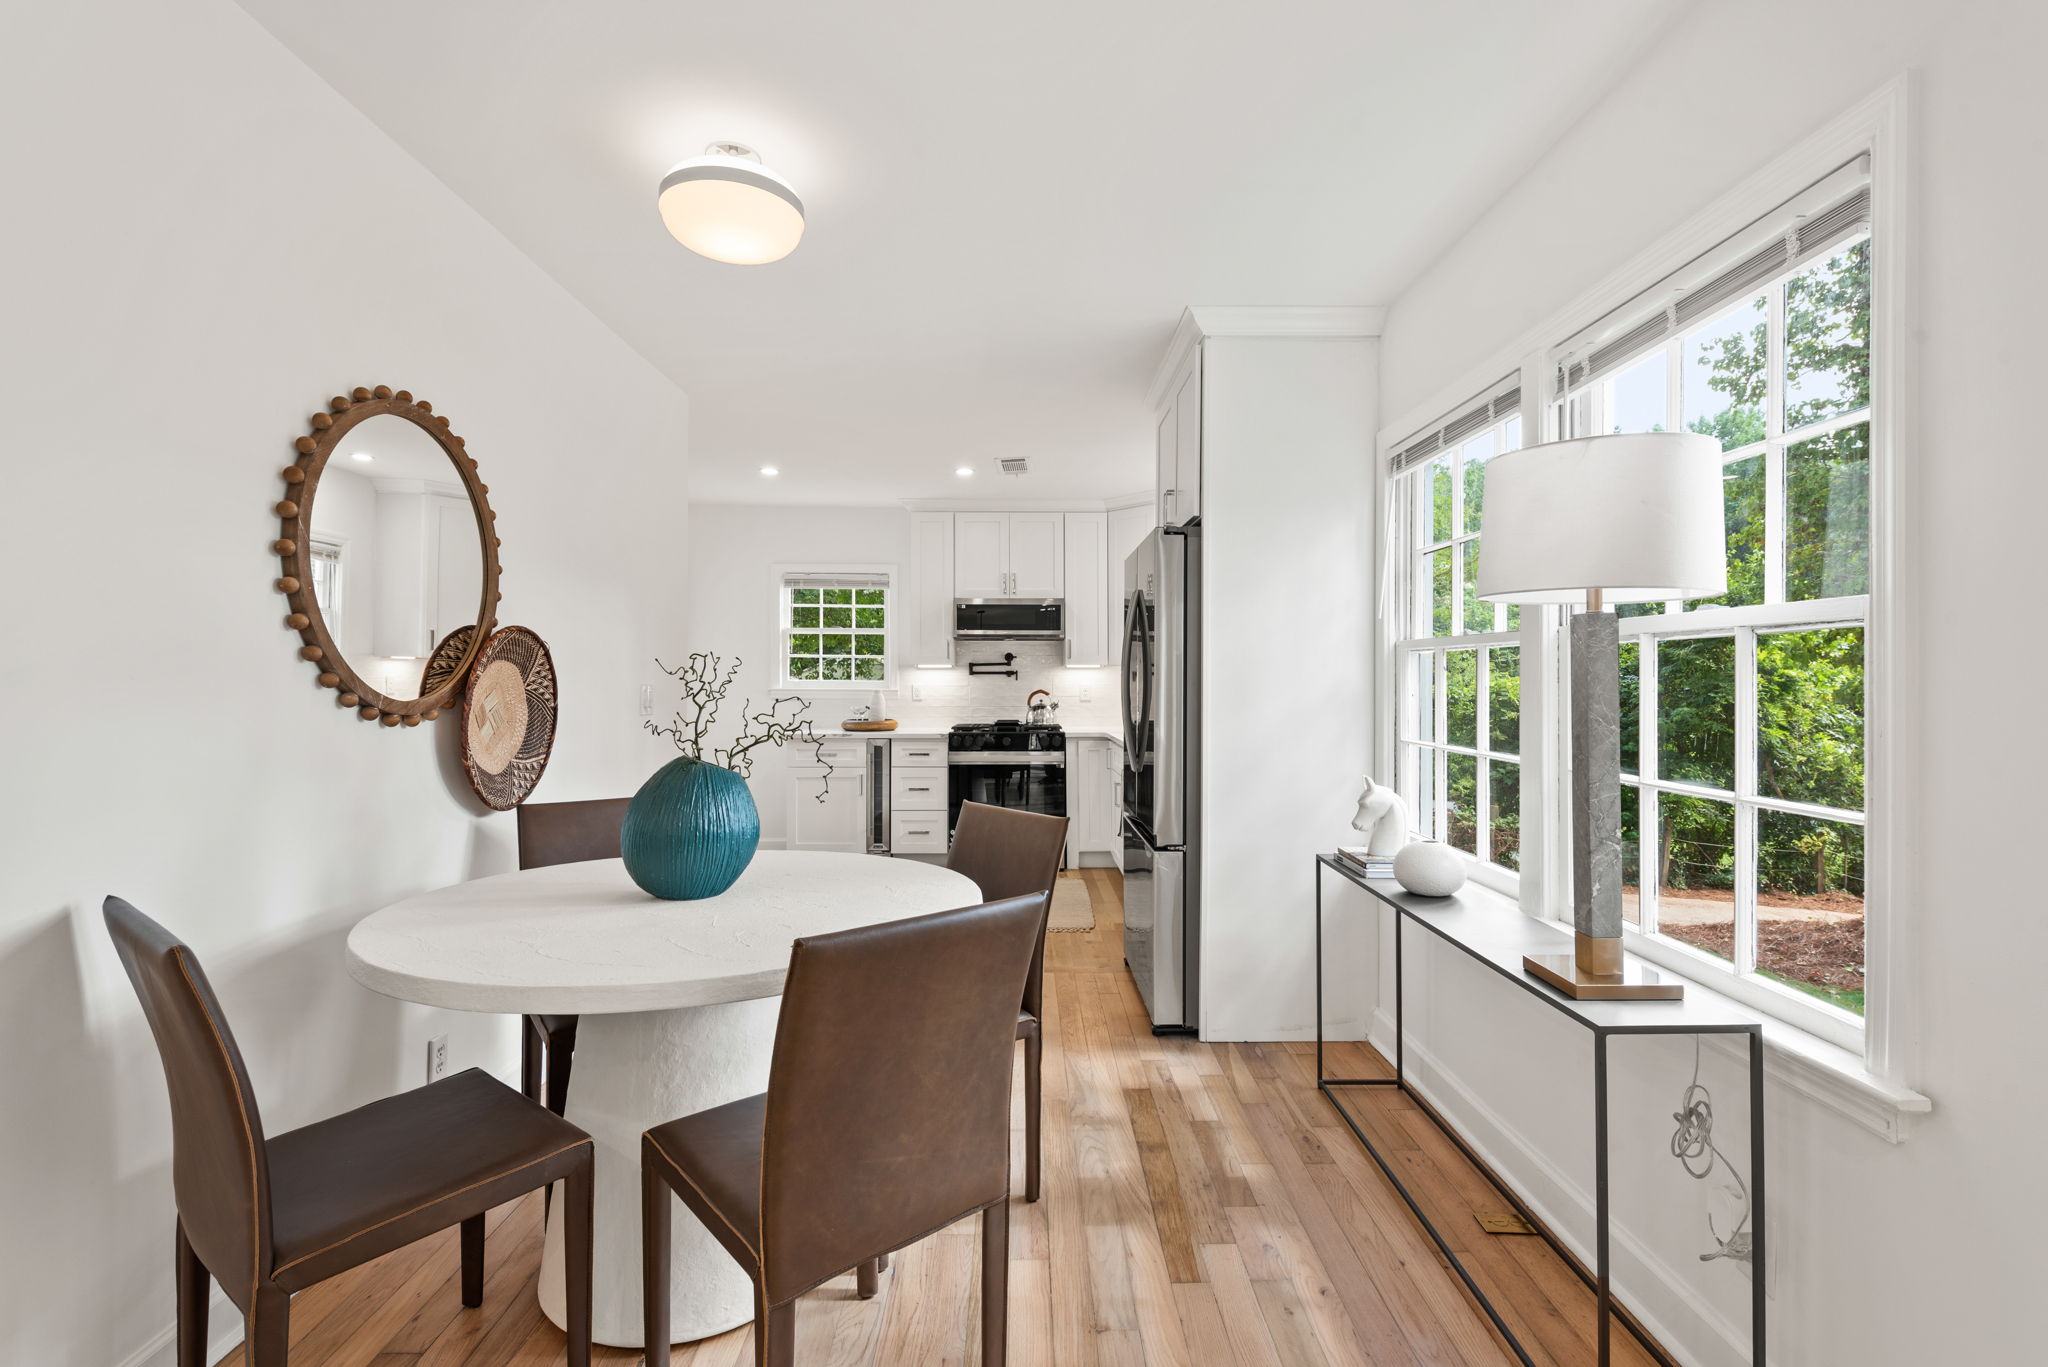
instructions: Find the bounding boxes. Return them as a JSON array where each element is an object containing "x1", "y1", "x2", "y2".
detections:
[{"x1": 303, "y1": 414, "x2": 486, "y2": 700}]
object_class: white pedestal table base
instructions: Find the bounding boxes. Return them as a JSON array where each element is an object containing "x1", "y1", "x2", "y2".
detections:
[{"x1": 536, "y1": 998, "x2": 780, "y2": 1347}]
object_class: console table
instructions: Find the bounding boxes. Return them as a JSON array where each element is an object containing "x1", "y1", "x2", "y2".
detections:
[{"x1": 1313, "y1": 853, "x2": 1766, "y2": 1367}]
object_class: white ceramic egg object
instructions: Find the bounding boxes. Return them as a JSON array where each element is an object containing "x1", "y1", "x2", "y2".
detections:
[{"x1": 1392, "y1": 840, "x2": 1467, "y2": 897}]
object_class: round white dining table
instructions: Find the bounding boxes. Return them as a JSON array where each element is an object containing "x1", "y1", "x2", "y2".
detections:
[{"x1": 345, "y1": 850, "x2": 981, "y2": 1348}]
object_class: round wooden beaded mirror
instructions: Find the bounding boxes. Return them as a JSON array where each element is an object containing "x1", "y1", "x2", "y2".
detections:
[{"x1": 272, "y1": 386, "x2": 501, "y2": 726}]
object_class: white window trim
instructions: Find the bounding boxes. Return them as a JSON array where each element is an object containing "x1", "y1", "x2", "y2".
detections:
[
  {"x1": 1372, "y1": 77, "x2": 1925, "y2": 1132},
  {"x1": 770, "y1": 562, "x2": 899, "y2": 692}
]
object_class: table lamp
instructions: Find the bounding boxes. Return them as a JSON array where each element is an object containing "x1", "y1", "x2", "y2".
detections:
[{"x1": 1477, "y1": 431, "x2": 1726, "y2": 1000}]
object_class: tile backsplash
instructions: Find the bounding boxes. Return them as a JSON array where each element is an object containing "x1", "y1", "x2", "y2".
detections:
[{"x1": 836, "y1": 640, "x2": 1120, "y2": 730}]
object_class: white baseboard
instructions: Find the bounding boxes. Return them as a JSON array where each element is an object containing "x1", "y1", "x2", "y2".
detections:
[
  {"x1": 116, "y1": 1287, "x2": 242, "y2": 1367},
  {"x1": 1365, "y1": 1008, "x2": 1757, "y2": 1366}
]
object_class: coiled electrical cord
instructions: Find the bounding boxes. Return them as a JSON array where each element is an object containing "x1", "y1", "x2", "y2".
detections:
[{"x1": 1670, "y1": 1036, "x2": 1753, "y2": 1264}]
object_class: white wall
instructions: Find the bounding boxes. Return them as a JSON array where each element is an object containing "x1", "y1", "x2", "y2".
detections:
[
  {"x1": 1374, "y1": 2, "x2": 2047, "y2": 1363},
  {"x1": 684, "y1": 502, "x2": 1127, "y2": 846},
  {"x1": 0, "y1": 4, "x2": 688, "y2": 1365},
  {"x1": 1200, "y1": 335, "x2": 1379, "y2": 1042}
]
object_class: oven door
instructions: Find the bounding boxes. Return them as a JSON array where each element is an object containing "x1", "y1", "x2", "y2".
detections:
[{"x1": 949, "y1": 758, "x2": 1067, "y2": 834}]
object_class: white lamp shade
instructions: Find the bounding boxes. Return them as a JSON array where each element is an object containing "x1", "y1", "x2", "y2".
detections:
[
  {"x1": 657, "y1": 157, "x2": 805, "y2": 265},
  {"x1": 1476, "y1": 431, "x2": 1727, "y2": 605}
]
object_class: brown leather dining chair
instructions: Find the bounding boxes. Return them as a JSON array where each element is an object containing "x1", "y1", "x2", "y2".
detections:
[
  {"x1": 516, "y1": 797, "x2": 632, "y2": 1115},
  {"x1": 945, "y1": 802, "x2": 1070, "y2": 1202},
  {"x1": 640, "y1": 893, "x2": 1046, "y2": 1367},
  {"x1": 104, "y1": 896, "x2": 596, "y2": 1367}
]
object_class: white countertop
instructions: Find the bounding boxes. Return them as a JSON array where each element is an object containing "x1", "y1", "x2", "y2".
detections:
[{"x1": 815, "y1": 725, "x2": 1123, "y2": 743}]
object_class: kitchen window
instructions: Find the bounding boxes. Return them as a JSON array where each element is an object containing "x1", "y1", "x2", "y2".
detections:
[{"x1": 778, "y1": 568, "x2": 892, "y2": 689}]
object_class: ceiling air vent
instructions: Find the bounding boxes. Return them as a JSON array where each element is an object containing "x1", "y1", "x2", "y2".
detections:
[{"x1": 999, "y1": 458, "x2": 1030, "y2": 477}]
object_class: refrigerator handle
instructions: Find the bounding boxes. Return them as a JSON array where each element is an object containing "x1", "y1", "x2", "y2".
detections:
[{"x1": 1121, "y1": 591, "x2": 1150, "y2": 759}]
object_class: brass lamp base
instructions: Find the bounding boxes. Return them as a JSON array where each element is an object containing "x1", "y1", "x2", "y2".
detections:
[{"x1": 1524, "y1": 944, "x2": 1684, "y2": 1001}]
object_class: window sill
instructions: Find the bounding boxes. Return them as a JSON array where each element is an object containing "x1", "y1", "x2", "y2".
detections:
[{"x1": 1702, "y1": 1011, "x2": 1930, "y2": 1144}]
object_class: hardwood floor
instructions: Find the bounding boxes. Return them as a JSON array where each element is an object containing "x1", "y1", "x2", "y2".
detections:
[{"x1": 217, "y1": 868, "x2": 1665, "y2": 1367}]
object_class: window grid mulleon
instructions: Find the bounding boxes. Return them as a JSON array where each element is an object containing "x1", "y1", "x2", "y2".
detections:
[
  {"x1": 1563, "y1": 227, "x2": 1871, "y2": 1044},
  {"x1": 1391, "y1": 411, "x2": 1527, "y2": 878}
]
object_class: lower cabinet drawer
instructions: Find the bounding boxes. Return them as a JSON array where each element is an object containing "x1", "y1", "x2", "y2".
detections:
[
  {"x1": 891, "y1": 769, "x2": 947, "y2": 810},
  {"x1": 891, "y1": 811, "x2": 949, "y2": 854}
]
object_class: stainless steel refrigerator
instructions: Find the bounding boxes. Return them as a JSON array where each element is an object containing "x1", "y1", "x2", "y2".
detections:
[{"x1": 1122, "y1": 523, "x2": 1199, "y2": 1034}]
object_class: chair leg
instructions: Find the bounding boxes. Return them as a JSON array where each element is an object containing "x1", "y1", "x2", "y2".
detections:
[
  {"x1": 756, "y1": 1299, "x2": 795, "y2": 1367},
  {"x1": 981, "y1": 1200, "x2": 1009, "y2": 1367},
  {"x1": 521, "y1": 1018, "x2": 543, "y2": 1103},
  {"x1": 546, "y1": 1030, "x2": 574, "y2": 1117},
  {"x1": 564, "y1": 1151, "x2": 594, "y2": 1367},
  {"x1": 1023, "y1": 1030, "x2": 1044, "y2": 1203},
  {"x1": 461, "y1": 1213, "x2": 485, "y2": 1307},
  {"x1": 175, "y1": 1221, "x2": 207, "y2": 1367},
  {"x1": 856, "y1": 1258, "x2": 879, "y2": 1300},
  {"x1": 642, "y1": 1146, "x2": 671, "y2": 1366},
  {"x1": 244, "y1": 1285, "x2": 290, "y2": 1367}
]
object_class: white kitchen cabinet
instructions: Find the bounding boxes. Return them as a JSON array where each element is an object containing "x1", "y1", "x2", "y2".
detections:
[
  {"x1": 1067, "y1": 737, "x2": 1126, "y2": 867},
  {"x1": 1007, "y1": 513, "x2": 1064, "y2": 596},
  {"x1": 906, "y1": 511, "x2": 955, "y2": 667},
  {"x1": 952, "y1": 512, "x2": 1064, "y2": 598},
  {"x1": 371, "y1": 489, "x2": 479, "y2": 659},
  {"x1": 952, "y1": 512, "x2": 1008, "y2": 598},
  {"x1": 1061, "y1": 512, "x2": 1108, "y2": 667},
  {"x1": 787, "y1": 742, "x2": 867, "y2": 853},
  {"x1": 1157, "y1": 345, "x2": 1202, "y2": 526}
]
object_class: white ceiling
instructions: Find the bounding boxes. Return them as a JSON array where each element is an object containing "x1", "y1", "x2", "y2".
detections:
[{"x1": 237, "y1": 0, "x2": 1684, "y2": 506}]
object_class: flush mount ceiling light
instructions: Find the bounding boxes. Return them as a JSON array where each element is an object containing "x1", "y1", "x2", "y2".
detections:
[
  {"x1": 658, "y1": 142, "x2": 805, "y2": 265},
  {"x1": 759, "y1": 466, "x2": 779, "y2": 477}
]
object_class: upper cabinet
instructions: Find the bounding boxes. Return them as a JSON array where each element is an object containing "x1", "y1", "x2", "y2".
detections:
[
  {"x1": 1157, "y1": 344, "x2": 1202, "y2": 526},
  {"x1": 907, "y1": 511, "x2": 955, "y2": 668},
  {"x1": 908, "y1": 510, "x2": 1114, "y2": 666},
  {"x1": 1063, "y1": 512, "x2": 1108, "y2": 667},
  {"x1": 953, "y1": 511, "x2": 1064, "y2": 598}
]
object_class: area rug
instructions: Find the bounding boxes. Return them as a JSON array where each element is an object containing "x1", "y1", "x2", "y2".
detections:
[{"x1": 1048, "y1": 875, "x2": 1096, "y2": 933}]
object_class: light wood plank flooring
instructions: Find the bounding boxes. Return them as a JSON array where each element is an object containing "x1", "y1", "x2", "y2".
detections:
[{"x1": 217, "y1": 868, "x2": 1665, "y2": 1367}]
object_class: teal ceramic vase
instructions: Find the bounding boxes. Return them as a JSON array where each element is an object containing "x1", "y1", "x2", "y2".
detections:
[{"x1": 621, "y1": 757, "x2": 761, "y2": 900}]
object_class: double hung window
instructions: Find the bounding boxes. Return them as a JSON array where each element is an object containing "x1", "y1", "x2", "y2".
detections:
[{"x1": 1384, "y1": 158, "x2": 1881, "y2": 1046}]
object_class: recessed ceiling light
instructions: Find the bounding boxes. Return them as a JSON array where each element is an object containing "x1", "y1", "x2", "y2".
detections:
[
  {"x1": 349, "y1": 452, "x2": 373, "y2": 462},
  {"x1": 658, "y1": 142, "x2": 805, "y2": 265},
  {"x1": 760, "y1": 466, "x2": 779, "y2": 477},
  {"x1": 955, "y1": 466, "x2": 974, "y2": 478}
]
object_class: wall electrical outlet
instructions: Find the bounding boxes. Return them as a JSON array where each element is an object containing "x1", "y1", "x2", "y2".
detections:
[
  {"x1": 639, "y1": 683, "x2": 654, "y2": 718},
  {"x1": 427, "y1": 1034, "x2": 449, "y2": 1084},
  {"x1": 1079, "y1": 682, "x2": 1092, "y2": 703}
]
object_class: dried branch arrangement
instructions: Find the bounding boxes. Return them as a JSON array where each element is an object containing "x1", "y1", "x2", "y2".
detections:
[{"x1": 646, "y1": 653, "x2": 832, "y2": 798}]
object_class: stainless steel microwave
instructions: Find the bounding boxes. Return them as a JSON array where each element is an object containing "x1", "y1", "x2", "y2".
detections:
[{"x1": 953, "y1": 598, "x2": 1063, "y2": 640}]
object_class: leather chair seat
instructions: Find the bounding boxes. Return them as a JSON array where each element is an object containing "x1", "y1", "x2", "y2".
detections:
[
  {"x1": 644, "y1": 1093, "x2": 767, "y2": 1265},
  {"x1": 267, "y1": 1068, "x2": 589, "y2": 1289}
]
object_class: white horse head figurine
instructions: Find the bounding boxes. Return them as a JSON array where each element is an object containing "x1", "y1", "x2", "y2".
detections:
[{"x1": 1351, "y1": 775, "x2": 1412, "y2": 857}]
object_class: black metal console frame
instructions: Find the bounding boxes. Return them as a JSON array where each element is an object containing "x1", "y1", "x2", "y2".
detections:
[{"x1": 1313, "y1": 854, "x2": 1766, "y2": 1367}]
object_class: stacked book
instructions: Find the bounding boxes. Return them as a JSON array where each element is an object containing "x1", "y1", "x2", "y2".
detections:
[{"x1": 1336, "y1": 846, "x2": 1396, "y2": 878}]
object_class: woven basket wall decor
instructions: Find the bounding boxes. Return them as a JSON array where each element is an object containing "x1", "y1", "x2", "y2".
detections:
[{"x1": 461, "y1": 626, "x2": 558, "y2": 810}]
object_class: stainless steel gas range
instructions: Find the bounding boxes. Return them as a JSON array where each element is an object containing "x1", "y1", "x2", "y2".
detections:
[{"x1": 947, "y1": 721, "x2": 1066, "y2": 833}]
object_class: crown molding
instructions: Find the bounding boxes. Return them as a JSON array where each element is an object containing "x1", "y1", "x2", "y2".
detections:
[
  {"x1": 1150, "y1": 305, "x2": 1387, "y2": 408},
  {"x1": 902, "y1": 496, "x2": 1129, "y2": 513}
]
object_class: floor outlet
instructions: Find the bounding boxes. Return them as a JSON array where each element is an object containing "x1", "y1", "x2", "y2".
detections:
[{"x1": 427, "y1": 1034, "x2": 449, "y2": 1084}]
